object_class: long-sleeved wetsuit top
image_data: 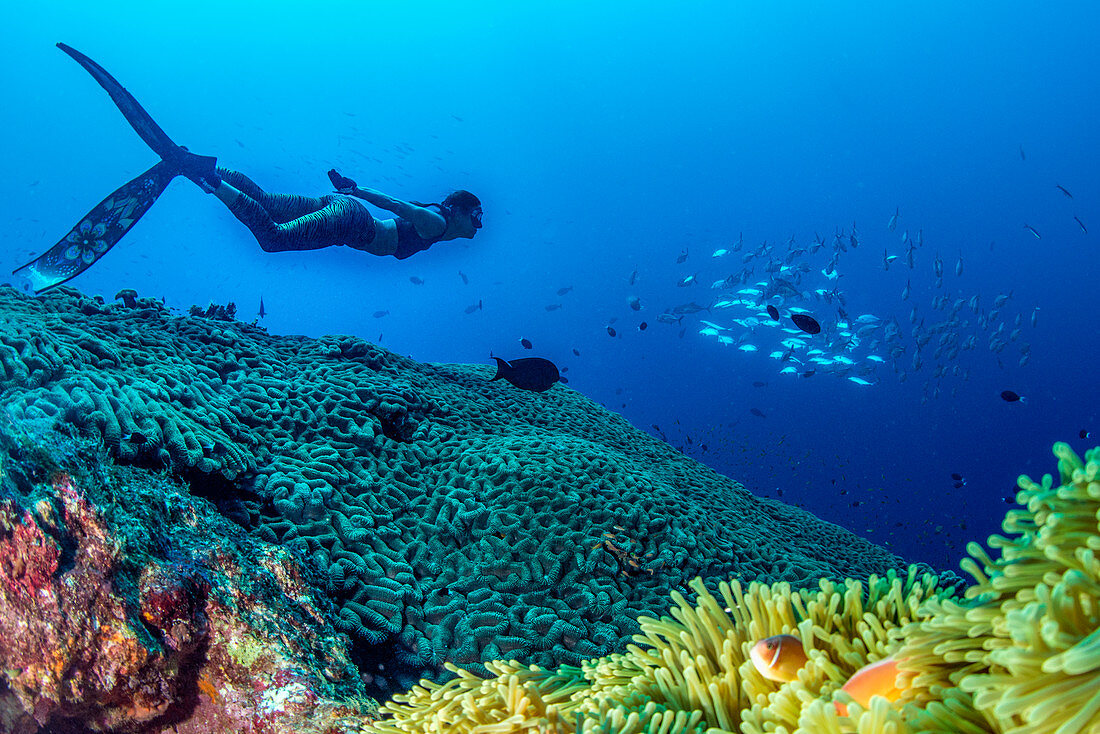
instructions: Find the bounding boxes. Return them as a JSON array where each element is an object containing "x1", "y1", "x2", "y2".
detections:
[{"x1": 220, "y1": 169, "x2": 445, "y2": 257}]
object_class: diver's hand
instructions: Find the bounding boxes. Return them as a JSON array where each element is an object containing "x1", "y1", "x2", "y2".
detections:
[{"x1": 328, "y1": 168, "x2": 357, "y2": 194}]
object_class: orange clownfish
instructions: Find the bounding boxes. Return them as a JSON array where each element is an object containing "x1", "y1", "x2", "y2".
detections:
[
  {"x1": 833, "y1": 656, "x2": 904, "y2": 716},
  {"x1": 749, "y1": 634, "x2": 809, "y2": 682}
]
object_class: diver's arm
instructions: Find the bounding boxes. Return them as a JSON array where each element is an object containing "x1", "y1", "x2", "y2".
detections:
[
  {"x1": 353, "y1": 187, "x2": 444, "y2": 233},
  {"x1": 327, "y1": 168, "x2": 445, "y2": 236}
]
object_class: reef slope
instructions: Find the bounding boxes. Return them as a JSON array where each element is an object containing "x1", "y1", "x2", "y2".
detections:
[{"x1": 0, "y1": 286, "x2": 920, "y2": 716}]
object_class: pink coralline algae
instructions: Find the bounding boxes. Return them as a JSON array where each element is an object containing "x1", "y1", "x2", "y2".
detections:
[{"x1": 0, "y1": 466, "x2": 376, "y2": 733}]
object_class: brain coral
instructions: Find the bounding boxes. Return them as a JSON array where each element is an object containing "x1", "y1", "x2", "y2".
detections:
[
  {"x1": 0, "y1": 285, "x2": 925, "y2": 697},
  {"x1": 371, "y1": 441, "x2": 1100, "y2": 734}
]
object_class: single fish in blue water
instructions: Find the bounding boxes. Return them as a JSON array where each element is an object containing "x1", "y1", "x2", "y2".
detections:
[
  {"x1": 258, "y1": 296, "x2": 266, "y2": 318},
  {"x1": 458, "y1": 270, "x2": 469, "y2": 284},
  {"x1": 409, "y1": 276, "x2": 425, "y2": 285},
  {"x1": 519, "y1": 337, "x2": 533, "y2": 349},
  {"x1": 1074, "y1": 215, "x2": 1087, "y2": 234},
  {"x1": 372, "y1": 310, "x2": 389, "y2": 318},
  {"x1": 490, "y1": 356, "x2": 559, "y2": 392},
  {"x1": 790, "y1": 313, "x2": 821, "y2": 335},
  {"x1": 556, "y1": 285, "x2": 573, "y2": 296},
  {"x1": 750, "y1": 408, "x2": 766, "y2": 418},
  {"x1": 1000, "y1": 390, "x2": 1026, "y2": 403},
  {"x1": 464, "y1": 300, "x2": 482, "y2": 314},
  {"x1": 1023, "y1": 223, "x2": 1041, "y2": 239},
  {"x1": 676, "y1": 248, "x2": 689, "y2": 264},
  {"x1": 1056, "y1": 184, "x2": 1073, "y2": 198}
]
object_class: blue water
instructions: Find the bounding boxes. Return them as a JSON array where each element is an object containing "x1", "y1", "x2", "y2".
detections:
[{"x1": 3, "y1": 2, "x2": 1097, "y2": 571}]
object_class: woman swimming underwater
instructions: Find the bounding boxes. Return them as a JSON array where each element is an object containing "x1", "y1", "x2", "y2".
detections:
[{"x1": 14, "y1": 43, "x2": 481, "y2": 293}]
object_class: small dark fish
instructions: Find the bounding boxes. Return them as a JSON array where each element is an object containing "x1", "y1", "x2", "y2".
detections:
[
  {"x1": 372, "y1": 310, "x2": 390, "y2": 318},
  {"x1": 766, "y1": 304, "x2": 780, "y2": 320},
  {"x1": 464, "y1": 300, "x2": 483, "y2": 314},
  {"x1": 1019, "y1": 145, "x2": 1026, "y2": 161},
  {"x1": 606, "y1": 326, "x2": 617, "y2": 337},
  {"x1": 1000, "y1": 390, "x2": 1025, "y2": 403},
  {"x1": 752, "y1": 381, "x2": 767, "y2": 387},
  {"x1": 545, "y1": 303, "x2": 563, "y2": 311},
  {"x1": 1023, "y1": 223, "x2": 1041, "y2": 239},
  {"x1": 1074, "y1": 215, "x2": 1088, "y2": 234},
  {"x1": 628, "y1": 266, "x2": 639, "y2": 286},
  {"x1": 800, "y1": 370, "x2": 816, "y2": 378},
  {"x1": 572, "y1": 348, "x2": 580, "y2": 356},
  {"x1": 258, "y1": 296, "x2": 267, "y2": 319},
  {"x1": 627, "y1": 295, "x2": 641, "y2": 311},
  {"x1": 122, "y1": 430, "x2": 148, "y2": 444},
  {"x1": 790, "y1": 313, "x2": 821, "y2": 335},
  {"x1": 1080, "y1": 429, "x2": 1092, "y2": 439},
  {"x1": 520, "y1": 338, "x2": 533, "y2": 349},
  {"x1": 950, "y1": 472, "x2": 964, "y2": 481},
  {"x1": 1056, "y1": 184, "x2": 1074, "y2": 199},
  {"x1": 459, "y1": 271, "x2": 469, "y2": 284},
  {"x1": 409, "y1": 276, "x2": 425, "y2": 285},
  {"x1": 749, "y1": 408, "x2": 766, "y2": 418},
  {"x1": 953, "y1": 481, "x2": 966, "y2": 489},
  {"x1": 638, "y1": 321, "x2": 648, "y2": 331},
  {"x1": 559, "y1": 375, "x2": 569, "y2": 384},
  {"x1": 556, "y1": 286, "x2": 574, "y2": 296},
  {"x1": 676, "y1": 248, "x2": 689, "y2": 264},
  {"x1": 490, "y1": 356, "x2": 559, "y2": 392}
]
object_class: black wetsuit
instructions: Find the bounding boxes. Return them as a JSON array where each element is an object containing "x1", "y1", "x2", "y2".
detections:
[{"x1": 220, "y1": 169, "x2": 443, "y2": 257}]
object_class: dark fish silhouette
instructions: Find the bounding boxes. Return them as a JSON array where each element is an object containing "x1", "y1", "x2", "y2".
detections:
[
  {"x1": 372, "y1": 310, "x2": 389, "y2": 318},
  {"x1": 1000, "y1": 390, "x2": 1025, "y2": 403},
  {"x1": 790, "y1": 313, "x2": 821, "y2": 334},
  {"x1": 1056, "y1": 184, "x2": 1073, "y2": 199},
  {"x1": 409, "y1": 276, "x2": 425, "y2": 285},
  {"x1": 458, "y1": 271, "x2": 469, "y2": 284},
  {"x1": 556, "y1": 286, "x2": 574, "y2": 296},
  {"x1": 638, "y1": 321, "x2": 648, "y2": 331},
  {"x1": 766, "y1": 305, "x2": 780, "y2": 320},
  {"x1": 491, "y1": 356, "x2": 559, "y2": 392},
  {"x1": 1074, "y1": 216, "x2": 1087, "y2": 234},
  {"x1": 572, "y1": 348, "x2": 580, "y2": 356},
  {"x1": 520, "y1": 338, "x2": 533, "y2": 349},
  {"x1": 951, "y1": 472, "x2": 964, "y2": 481},
  {"x1": 464, "y1": 300, "x2": 482, "y2": 314},
  {"x1": 258, "y1": 296, "x2": 266, "y2": 318},
  {"x1": 750, "y1": 408, "x2": 766, "y2": 418},
  {"x1": 606, "y1": 326, "x2": 617, "y2": 337},
  {"x1": 1079, "y1": 429, "x2": 1091, "y2": 439},
  {"x1": 752, "y1": 381, "x2": 767, "y2": 387}
]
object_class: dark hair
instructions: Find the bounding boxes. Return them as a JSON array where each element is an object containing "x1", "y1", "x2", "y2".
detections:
[{"x1": 442, "y1": 190, "x2": 481, "y2": 212}]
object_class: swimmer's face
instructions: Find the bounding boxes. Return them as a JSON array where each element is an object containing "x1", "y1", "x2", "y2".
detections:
[{"x1": 451, "y1": 207, "x2": 481, "y2": 238}]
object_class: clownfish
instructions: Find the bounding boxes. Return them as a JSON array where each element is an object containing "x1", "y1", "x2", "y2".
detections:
[
  {"x1": 749, "y1": 634, "x2": 809, "y2": 682},
  {"x1": 834, "y1": 657, "x2": 904, "y2": 716}
]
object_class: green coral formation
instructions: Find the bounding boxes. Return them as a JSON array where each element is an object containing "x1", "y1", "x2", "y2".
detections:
[
  {"x1": 0, "y1": 285, "x2": 921, "y2": 696},
  {"x1": 368, "y1": 442, "x2": 1100, "y2": 733}
]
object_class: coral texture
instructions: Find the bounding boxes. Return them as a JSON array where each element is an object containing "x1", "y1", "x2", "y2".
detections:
[
  {"x1": 0, "y1": 415, "x2": 375, "y2": 733},
  {"x1": 0, "y1": 285, "x2": 918, "y2": 697},
  {"x1": 369, "y1": 442, "x2": 1100, "y2": 733}
]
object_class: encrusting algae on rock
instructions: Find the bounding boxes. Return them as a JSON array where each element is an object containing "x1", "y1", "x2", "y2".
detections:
[{"x1": 368, "y1": 442, "x2": 1100, "y2": 734}]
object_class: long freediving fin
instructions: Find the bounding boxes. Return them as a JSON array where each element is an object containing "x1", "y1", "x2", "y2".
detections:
[
  {"x1": 56, "y1": 42, "x2": 184, "y2": 164},
  {"x1": 12, "y1": 161, "x2": 175, "y2": 293}
]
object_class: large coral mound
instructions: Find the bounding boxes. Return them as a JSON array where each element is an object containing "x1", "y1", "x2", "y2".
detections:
[
  {"x1": 0, "y1": 286, "x2": 916, "y2": 696},
  {"x1": 368, "y1": 442, "x2": 1100, "y2": 734}
]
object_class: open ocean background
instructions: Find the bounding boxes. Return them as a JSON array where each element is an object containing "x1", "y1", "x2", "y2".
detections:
[{"x1": 2, "y1": 2, "x2": 1097, "y2": 571}]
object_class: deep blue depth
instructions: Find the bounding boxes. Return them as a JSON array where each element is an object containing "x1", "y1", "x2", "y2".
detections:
[{"x1": 3, "y1": 2, "x2": 1098, "y2": 571}]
